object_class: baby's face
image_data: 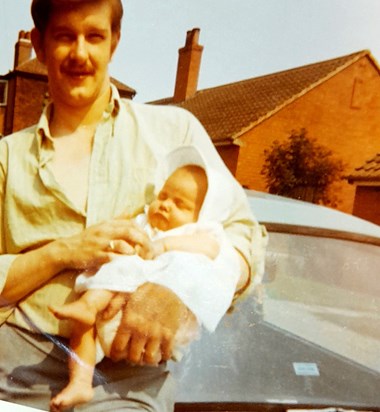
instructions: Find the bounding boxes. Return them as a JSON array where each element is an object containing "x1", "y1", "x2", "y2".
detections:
[{"x1": 148, "y1": 166, "x2": 207, "y2": 231}]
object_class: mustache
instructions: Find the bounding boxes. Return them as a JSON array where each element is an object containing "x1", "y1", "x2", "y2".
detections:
[{"x1": 61, "y1": 61, "x2": 94, "y2": 75}]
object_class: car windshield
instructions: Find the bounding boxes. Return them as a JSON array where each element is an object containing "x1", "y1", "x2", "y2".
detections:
[
  {"x1": 261, "y1": 232, "x2": 380, "y2": 405},
  {"x1": 171, "y1": 193, "x2": 380, "y2": 410}
]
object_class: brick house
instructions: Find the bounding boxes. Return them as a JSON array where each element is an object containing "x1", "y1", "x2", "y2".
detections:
[
  {"x1": 347, "y1": 154, "x2": 380, "y2": 224},
  {"x1": 2, "y1": 29, "x2": 380, "y2": 218},
  {"x1": 158, "y1": 29, "x2": 380, "y2": 215},
  {"x1": 0, "y1": 31, "x2": 135, "y2": 137}
]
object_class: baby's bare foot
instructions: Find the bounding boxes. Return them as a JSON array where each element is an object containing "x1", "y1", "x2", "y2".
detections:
[
  {"x1": 49, "y1": 301, "x2": 97, "y2": 325},
  {"x1": 50, "y1": 382, "x2": 94, "y2": 412}
]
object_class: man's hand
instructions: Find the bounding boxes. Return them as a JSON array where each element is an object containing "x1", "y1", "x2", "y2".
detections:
[
  {"x1": 1, "y1": 219, "x2": 150, "y2": 305},
  {"x1": 59, "y1": 219, "x2": 154, "y2": 270},
  {"x1": 107, "y1": 283, "x2": 188, "y2": 365}
]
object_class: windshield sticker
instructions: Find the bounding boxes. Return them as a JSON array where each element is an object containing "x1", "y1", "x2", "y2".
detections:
[{"x1": 293, "y1": 362, "x2": 320, "y2": 376}]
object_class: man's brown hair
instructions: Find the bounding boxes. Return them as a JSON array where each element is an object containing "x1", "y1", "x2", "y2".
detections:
[{"x1": 31, "y1": 0, "x2": 124, "y2": 35}]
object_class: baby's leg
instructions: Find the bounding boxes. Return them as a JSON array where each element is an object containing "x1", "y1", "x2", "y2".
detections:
[
  {"x1": 50, "y1": 289, "x2": 115, "y2": 326},
  {"x1": 50, "y1": 323, "x2": 96, "y2": 412}
]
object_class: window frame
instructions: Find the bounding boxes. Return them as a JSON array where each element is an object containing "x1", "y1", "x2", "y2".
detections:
[{"x1": 0, "y1": 80, "x2": 8, "y2": 107}]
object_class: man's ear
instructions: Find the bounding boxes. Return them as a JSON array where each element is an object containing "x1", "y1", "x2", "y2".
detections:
[{"x1": 31, "y1": 28, "x2": 46, "y2": 64}]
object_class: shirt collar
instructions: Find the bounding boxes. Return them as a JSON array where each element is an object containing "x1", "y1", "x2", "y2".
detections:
[
  {"x1": 105, "y1": 83, "x2": 121, "y2": 118},
  {"x1": 35, "y1": 83, "x2": 122, "y2": 152},
  {"x1": 35, "y1": 103, "x2": 54, "y2": 163}
]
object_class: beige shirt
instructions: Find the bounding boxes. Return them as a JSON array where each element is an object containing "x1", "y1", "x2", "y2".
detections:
[{"x1": 0, "y1": 86, "x2": 257, "y2": 337}]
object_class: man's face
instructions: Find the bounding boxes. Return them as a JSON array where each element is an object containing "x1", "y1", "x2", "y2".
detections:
[
  {"x1": 148, "y1": 167, "x2": 208, "y2": 232},
  {"x1": 33, "y1": 1, "x2": 119, "y2": 109}
]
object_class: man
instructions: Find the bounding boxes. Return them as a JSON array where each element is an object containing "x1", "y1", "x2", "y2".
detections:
[{"x1": 0, "y1": 0, "x2": 258, "y2": 410}]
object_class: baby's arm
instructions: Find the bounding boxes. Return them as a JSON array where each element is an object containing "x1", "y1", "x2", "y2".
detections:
[{"x1": 152, "y1": 232, "x2": 220, "y2": 260}]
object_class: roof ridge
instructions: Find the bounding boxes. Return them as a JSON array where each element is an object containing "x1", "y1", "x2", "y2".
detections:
[
  {"x1": 197, "y1": 50, "x2": 368, "y2": 94},
  {"x1": 177, "y1": 50, "x2": 369, "y2": 111}
]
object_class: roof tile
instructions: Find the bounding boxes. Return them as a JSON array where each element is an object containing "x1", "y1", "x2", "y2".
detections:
[
  {"x1": 156, "y1": 51, "x2": 369, "y2": 143},
  {"x1": 348, "y1": 153, "x2": 380, "y2": 182}
]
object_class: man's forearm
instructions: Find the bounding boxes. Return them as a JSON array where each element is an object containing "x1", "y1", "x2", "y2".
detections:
[
  {"x1": 1, "y1": 218, "x2": 154, "y2": 305},
  {"x1": 0, "y1": 240, "x2": 68, "y2": 305}
]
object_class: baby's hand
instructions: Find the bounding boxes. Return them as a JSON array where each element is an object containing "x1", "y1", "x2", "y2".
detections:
[{"x1": 135, "y1": 239, "x2": 165, "y2": 260}]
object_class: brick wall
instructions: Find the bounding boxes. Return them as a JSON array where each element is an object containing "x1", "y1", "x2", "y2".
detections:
[
  {"x1": 352, "y1": 185, "x2": 380, "y2": 225},
  {"x1": 12, "y1": 75, "x2": 48, "y2": 133},
  {"x1": 216, "y1": 144, "x2": 240, "y2": 176},
  {"x1": 234, "y1": 56, "x2": 380, "y2": 214}
]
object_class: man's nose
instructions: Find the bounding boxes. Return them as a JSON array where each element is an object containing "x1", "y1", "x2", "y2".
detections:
[{"x1": 70, "y1": 36, "x2": 88, "y2": 61}]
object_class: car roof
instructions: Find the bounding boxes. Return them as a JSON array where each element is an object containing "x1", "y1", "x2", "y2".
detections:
[{"x1": 246, "y1": 190, "x2": 380, "y2": 241}]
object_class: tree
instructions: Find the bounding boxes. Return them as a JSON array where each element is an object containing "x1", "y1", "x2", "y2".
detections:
[{"x1": 261, "y1": 129, "x2": 346, "y2": 207}]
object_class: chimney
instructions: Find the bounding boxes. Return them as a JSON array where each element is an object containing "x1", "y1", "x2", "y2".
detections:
[
  {"x1": 14, "y1": 31, "x2": 32, "y2": 69},
  {"x1": 173, "y1": 28, "x2": 203, "y2": 103}
]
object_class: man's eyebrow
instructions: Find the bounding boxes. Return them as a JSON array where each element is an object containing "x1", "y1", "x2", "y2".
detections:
[
  {"x1": 84, "y1": 26, "x2": 109, "y2": 34},
  {"x1": 49, "y1": 24, "x2": 71, "y2": 32}
]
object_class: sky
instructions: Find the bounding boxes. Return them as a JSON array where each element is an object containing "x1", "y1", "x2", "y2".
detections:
[{"x1": 1, "y1": 0, "x2": 380, "y2": 102}]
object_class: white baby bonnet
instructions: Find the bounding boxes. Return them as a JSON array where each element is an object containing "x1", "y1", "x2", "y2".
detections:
[{"x1": 153, "y1": 145, "x2": 237, "y2": 225}]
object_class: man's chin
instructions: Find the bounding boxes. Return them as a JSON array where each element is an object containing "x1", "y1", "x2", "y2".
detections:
[{"x1": 61, "y1": 88, "x2": 98, "y2": 108}]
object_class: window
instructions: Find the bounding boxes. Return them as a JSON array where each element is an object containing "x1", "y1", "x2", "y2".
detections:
[
  {"x1": 0, "y1": 80, "x2": 8, "y2": 106},
  {"x1": 350, "y1": 77, "x2": 364, "y2": 109}
]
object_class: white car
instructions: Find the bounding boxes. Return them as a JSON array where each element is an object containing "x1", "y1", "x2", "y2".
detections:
[{"x1": 171, "y1": 191, "x2": 380, "y2": 412}]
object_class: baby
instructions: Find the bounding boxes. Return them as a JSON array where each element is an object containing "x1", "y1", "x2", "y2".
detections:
[{"x1": 49, "y1": 146, "x2": 242, "y2": 411}]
